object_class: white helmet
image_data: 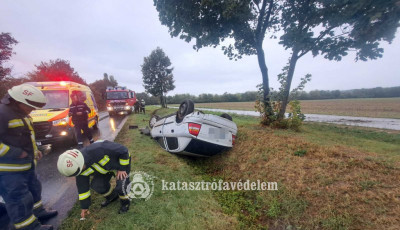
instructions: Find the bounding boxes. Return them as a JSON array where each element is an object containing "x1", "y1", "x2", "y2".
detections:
[
  {"x1": 8, "y1": 84, "x2": 46, "y2": 109},
  {"x1": 57, "y1": 149, "x2": 85, "y2": 177}
]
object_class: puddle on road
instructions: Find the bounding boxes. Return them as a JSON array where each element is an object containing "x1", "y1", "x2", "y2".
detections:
[{"x1": 182, "y1": 107, "x2": 400, "y2": 131}]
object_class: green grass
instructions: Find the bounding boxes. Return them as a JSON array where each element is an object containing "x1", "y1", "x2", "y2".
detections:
[
  {"x1": 60, "y1": 108, "x2": 236, "y2": 230},
  {"x1": 60, "y1": 107, "x2": 400, "y2": 230}
]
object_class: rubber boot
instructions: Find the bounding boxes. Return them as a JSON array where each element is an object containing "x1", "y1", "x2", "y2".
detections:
[
  {"x1": 118, "y1": 199, "x2": 130, "y2": 214},
  {"x1": 101, "y1": 190, "x2": 118, "y2": 208},
  {"x1": 34, "y1": 208, "x2": 58, "y2": 222}
]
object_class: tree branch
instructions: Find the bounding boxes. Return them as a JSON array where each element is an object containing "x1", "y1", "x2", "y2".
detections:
[
  {"x1": 261, "y1": 0, "x2": 274, "y2": 39},
  {"x1": 255, "y1": 0, "x2": 268, "y2": 44}
]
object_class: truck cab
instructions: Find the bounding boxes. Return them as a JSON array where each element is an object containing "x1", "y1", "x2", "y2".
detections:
[{"x1": 105, "y1": 86, "x2": 136, "y2": 116}]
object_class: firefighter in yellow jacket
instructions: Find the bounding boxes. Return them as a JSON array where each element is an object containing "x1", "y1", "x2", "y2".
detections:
[{"x1": 0, "y1": 84, "x2": 57, "y2": 230}]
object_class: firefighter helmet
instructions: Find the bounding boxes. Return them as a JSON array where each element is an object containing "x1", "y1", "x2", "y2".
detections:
[
  {"x1": 8, "y1": 84, "x2": 46, "y2": 109},
  {"x1": 57, "y1": 149, "x2": 85, "y2": 177}
]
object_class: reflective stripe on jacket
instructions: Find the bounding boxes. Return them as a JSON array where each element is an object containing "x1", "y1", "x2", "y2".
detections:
[{"x1": 0, "y1": 104, "x2": 36, "y2": 174}]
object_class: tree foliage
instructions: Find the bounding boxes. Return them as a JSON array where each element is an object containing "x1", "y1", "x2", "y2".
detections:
[
  {"x1": 154, "y1": 0, "x2": 279, "y2": 117},
  {"x1": 27, "y1": 59, "x2": 86, "y2": 84},
  {"x1": 0, "y1": 33, "x2": 18, "y2": 80},
  {"x1": 276, "y1": 0, "x2": 400, "y2": 118},
  {"x1": 103, "y1": 73, "x2": 118, "y2": 88},
  {"x1": 141, "y1": 47, "x2": 175, "y2": 108}
]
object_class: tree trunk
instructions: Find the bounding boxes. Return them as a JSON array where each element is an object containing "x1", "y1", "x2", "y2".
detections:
[
  {"x1": 160, "y1": 94, "x2": 165, "y2": 108},
  {"x1": 278, "y1": 50, "x2": 299, "y2": 120},
  {"x1": 255, "y1": 45, "x2": 273, "y2": 117}
]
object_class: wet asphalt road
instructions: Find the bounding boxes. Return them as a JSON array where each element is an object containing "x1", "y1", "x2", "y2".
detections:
[{"x1": 36, "y1": 114, "x2": 128, "y2": 229}]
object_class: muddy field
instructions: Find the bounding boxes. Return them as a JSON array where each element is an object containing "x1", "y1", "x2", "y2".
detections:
[{"x1": 179, "y1": 98, "x2": 400, "y2": 119}]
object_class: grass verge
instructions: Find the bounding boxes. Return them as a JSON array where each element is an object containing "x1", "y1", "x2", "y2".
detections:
[{"x1": 61, "y1": 107, "x2": 400, "y2": 229}]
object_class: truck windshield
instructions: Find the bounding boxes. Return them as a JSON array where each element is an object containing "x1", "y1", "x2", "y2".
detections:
[
  {"x1": 41, "y1": 90, "x2": 69, "y2": 109},
  {"x1": 106, "y1": 91, "x2": 129, "y2": 99}
]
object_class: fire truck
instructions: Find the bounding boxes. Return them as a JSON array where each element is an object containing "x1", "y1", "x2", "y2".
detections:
[{"x1": 105, "y1": 86, "x2": 137, "y2": 116}]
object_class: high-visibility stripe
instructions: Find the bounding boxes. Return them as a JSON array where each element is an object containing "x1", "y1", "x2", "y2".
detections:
[
  {"x1": 119, "y1": 195, "x2": 129, "y2": 200},
  {"x1": 14, "y1": 214, "x2": 36, "y2": 229},
  {"x1": 8, "y1": 119, "x2": 24, "y2": 128},
  {"x1": 99, "y1": 155, "x2": 110, "y2": 166},
  {"x1": 0, "y1": 144, "x2": 10, "y2": 157},
  {"x1": 79, "y1": 191, "x2": 91, "y2": 200},
  {"x1": 23, "y1": 118, "x2": 38, "y2": 154},
  {"x1": 103, "y1": 186, "x2": 114, "y2": 197},
  {"x1": 119, "y1": 158, "x2": 129, "y2": 166},
  {"x1": 92, "y1": 163, "x2": 108, "y2": 174},
  {"x1": 33, "y1": 200, "x2": 43, "y2": 209},
  {"x1": 80, "y1": 168, "x2": 94, "y2": 176},
  {"x1": 0, "y1": 163, "x2": 32, "y2": 172}
]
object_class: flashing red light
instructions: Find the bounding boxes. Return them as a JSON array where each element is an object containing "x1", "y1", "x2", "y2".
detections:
[{"x1": 188, "y1": 123, "x2": 201, "y2": 136}]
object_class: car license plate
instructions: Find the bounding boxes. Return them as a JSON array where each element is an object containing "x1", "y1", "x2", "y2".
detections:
[
  {"x1": 36, "y1": 142, "x2": 42, "y2": 146},
  {"x1": 208, "y1": 128, "x2": 226, "y2": 139}
]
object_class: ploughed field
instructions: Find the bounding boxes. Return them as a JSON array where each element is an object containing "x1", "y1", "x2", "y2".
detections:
[{"x1": 171, "y1": 98, "x2": 400, "y2": 119}]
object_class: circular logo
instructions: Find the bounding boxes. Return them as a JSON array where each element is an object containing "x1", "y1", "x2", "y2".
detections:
[{"x1": 123, "y1": 171, "x2": 155, "y2": 201}]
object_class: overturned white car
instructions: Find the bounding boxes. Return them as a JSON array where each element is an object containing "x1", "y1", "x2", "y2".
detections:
[{"x1": 149, "y1": 100, "x2": 237, "y2": 157}]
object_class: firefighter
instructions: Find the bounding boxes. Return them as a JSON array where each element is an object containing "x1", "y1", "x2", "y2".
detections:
[
  {"x1": 69, "y1": 91, "x2": 94, "y2": 148},
  {"x1": 0, "y1": 84, "x2": 58, "y2": 230},
  {"x1": 57, "y1": 140, "x2": 131, "y2": 219},
  {"x1": 140, "y1": 99, "x2": 145, "y2": 114}
]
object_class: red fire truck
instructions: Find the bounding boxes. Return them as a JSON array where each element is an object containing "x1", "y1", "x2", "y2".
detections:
[{"x1": 105, "y1": 86, "x2": 137, "y2": 116}]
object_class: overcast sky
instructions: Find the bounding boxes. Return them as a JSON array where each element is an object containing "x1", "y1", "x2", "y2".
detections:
[{"x1": 1, "y1": 1, "x2": 399, "y2": 96}]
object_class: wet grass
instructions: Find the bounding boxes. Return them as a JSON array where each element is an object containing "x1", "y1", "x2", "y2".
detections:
[
  {"x1": 61, "y1": 107, "x2": 400, "y2": 229},
  {"x1": 60, "y1": 108, "x2": 236, "y2": 230}
]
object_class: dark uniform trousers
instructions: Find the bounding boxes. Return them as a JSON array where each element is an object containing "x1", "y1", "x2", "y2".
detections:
[
  {"x1": 0, "y1": 169, "x2": 43, "y2": 230},
  {"x1": 90, "y1": 167, "x2": 130, "y2": 200},
  {"x1": 74, "y1": 121, "x2": 93, "y2": 146}
]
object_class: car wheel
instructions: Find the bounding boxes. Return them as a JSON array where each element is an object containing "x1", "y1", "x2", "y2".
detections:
[
  {"x1": 176, "y1": 99, "x2": 194, "y2": 123},
  {"x1": 149, "y1": 115, "x2": 160, "y2": 128},
  {"x1": 220, "y1": 113, "x2": 232, "y2": 121}
]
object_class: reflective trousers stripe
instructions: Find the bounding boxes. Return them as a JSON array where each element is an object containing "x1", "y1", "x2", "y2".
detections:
[
  {"x1": 0, "y1": 143, "x2": 10, "y2": 157},
  {"x1": 33, "y1": 200, "x2": 43, "y2": 209},
  {"x1": 119, "y1": 195, "x2": 129, "y2": 200},
  {"x1": 0, "y1": 163, "x2": 32, "y2": 172},
  {"x1": 14, "y1": 214, "x2": 36, "y2": 229},
  {"x1": 103, "y1": 186, "x2": 114, "y2": 197},
  {"x1": 79, "y1": 191, "x2": 91, "y2": 200}
]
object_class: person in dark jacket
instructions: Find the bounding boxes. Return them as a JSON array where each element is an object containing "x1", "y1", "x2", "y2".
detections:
[
  {"x1": 57, "y1": 140, "x2": 131, "y2": 219},
  {"x1": 69, "y1": 91, "x2": 94, "y2": 148},
  {"x1": 0, "y1": 84, "x2": 57, "y2": 230}
]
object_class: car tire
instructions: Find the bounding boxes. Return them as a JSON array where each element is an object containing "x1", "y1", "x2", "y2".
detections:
[
  {"x1": 176, "y1": 99, "x2": 194, "y2": 123},
  {"x1": 220, "y1": 113, "x2": 232, "y2": 121},
  {"x1": 149, "y1": 115, "x2": 160, "y2": 128}
]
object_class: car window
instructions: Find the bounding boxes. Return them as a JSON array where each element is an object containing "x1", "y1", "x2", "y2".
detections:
[{"x1": 166, "y1": 137, "x2": 179, "y2": 150}]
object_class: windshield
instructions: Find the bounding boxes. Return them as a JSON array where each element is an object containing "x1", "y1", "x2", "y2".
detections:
[
  {"x1": 41, "y1": 90, "x2": 69, "y2": 109},
  {"x1": 107, "y1": 91, "x2": 129, "y2": 100}
]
